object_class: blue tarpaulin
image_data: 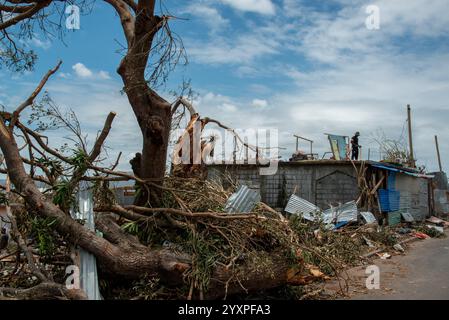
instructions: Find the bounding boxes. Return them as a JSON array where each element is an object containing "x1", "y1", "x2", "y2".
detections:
[{"x1": 369, "y1": 162, "x2": 434, "y2": 179}]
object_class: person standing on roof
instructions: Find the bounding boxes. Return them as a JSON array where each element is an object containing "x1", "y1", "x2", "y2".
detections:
[{"x1": 351, "y1": 132, "x2": 361, "y2": 160}]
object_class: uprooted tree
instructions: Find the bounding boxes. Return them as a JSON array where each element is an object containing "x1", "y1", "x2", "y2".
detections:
[
  {"x1": 0, "y1": 66, "x2": 318, "y2": 299},
  {"x1": 0, "y1": 1, "x2": 350, "y2": 300}
]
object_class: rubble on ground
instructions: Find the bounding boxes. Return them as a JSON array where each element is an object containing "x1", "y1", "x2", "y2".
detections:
[{"x1": 1, "y1": 177, "x2": 448, "y2": 300}]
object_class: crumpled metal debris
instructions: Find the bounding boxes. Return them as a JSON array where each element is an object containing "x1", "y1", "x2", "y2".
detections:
[
  {"x1": 322, "y1": 201, "x2": 358, "y2": 224},
  {"x1": 225, "y1": 185, "x2": 261, "y2": 214},
  {"x1": 284, "y1": 196, "x2": 359, "y2": 229},
  {"x1": 284, "y1": 195, "x2": 321, "y2": 221},
  {"x1": 360, "y1": 211, "x2": 377, "y2": 224}
]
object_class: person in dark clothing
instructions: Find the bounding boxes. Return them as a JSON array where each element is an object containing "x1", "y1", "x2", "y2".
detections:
[
  {"x1": 351, "y1": 132, "x2": 360, "y2": 160},
  {"x1": 0, "y1": 227, "x2": 9, "y2": 251}
]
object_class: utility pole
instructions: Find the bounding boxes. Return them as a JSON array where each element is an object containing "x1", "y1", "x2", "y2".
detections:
[
  {"x1": 407, "y1": 105, "x2": 415, "y2": 168},
  {"x1": 435, "y1": 135, "x2": 443, "y2": 172}
]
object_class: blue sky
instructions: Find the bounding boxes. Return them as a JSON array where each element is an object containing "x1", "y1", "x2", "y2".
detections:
[{"x1": 1, "y1": 0, "x2": 449, "y2": 172}]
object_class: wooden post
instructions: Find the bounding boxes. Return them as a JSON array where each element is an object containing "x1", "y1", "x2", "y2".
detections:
[
  {"x1": 368, "y1": 148, "x2": 371, "y2": 161},
  {"x1": 407, "y1": 105, "x2": 415, "y2": 168},
  {"x1": 233, "y1": 136, "x2": 237, "y2": 163},
  {"x1": 435, "y1": 135, "x2": 443, "y2": 172},
  {"x1": 295, "y1": 136, "x2": 299, "y2": 152}
]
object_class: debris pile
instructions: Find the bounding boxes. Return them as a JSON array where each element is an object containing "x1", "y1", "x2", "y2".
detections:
[{"x1": 1, "y1": 174, "x2": 448, "y2": 300}]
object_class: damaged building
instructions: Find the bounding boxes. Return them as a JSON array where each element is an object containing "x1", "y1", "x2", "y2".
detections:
[{"x1": 208, "y1": 160, "x2": 440, "y2": 224}]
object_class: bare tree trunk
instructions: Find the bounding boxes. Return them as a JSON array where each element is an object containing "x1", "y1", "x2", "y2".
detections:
[{"x1": 114, "y1": 5, "x2": 172, "y2": 205}]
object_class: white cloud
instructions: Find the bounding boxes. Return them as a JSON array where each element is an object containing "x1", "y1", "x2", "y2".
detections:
[
  {"x1": 221, "y1": 0, "x2": 276, "y2": 15},
  {"x1": 3, "y1": 0, "x2": 449, "y2": 173},
  {"x1": 282, "y1": 0, "x2": 449, "y2": 64},
  {"x1": 196, "y1": 92, "x2": 239, "y2": 113},
  {"x1": 72, "y1": 63, "x2": 111, "y2": 80},
  {"x1": 189, "y1": 47, "x2": 449, "y2": 170},
  {"x1": 222, "y1": 103, "x2": 238, "y2": 112},
  {"x1": 188, "y1": 34, "x2": 279, "y2": 64},
  {"x1": 58, "y1": 72, "x2": 70, "y2": 79},
  {"x1": 98, "y1": 70, "x2": 111, "y2": 80},
  {"x1": 72, "y1": 63, "x2": 93, "y2": 78},
  {"x1": 274, "y1": 51, "x2": 449, "y2": 168},
  {"x1": 252, "y1": 99, "x2": 268, "y2": 108},
  {"x1": 30, "y1": 37, "x2": 52, "y2": 50},
  {"x1": 182, "y1": 3, "x2": 229, "y2": 32}
]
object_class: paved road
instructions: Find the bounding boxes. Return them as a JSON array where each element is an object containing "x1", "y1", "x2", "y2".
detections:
[{"x1": 326, "y1": 231, "x2": 449, "y2": 300}]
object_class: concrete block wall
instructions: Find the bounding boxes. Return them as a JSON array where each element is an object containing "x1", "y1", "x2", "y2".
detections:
[
  {"x1": 395, "y1": 174, "x2": 430, "y2": 221},
  {"x1": 208, "y1": 162, "x2": 359, "y2": 210}
]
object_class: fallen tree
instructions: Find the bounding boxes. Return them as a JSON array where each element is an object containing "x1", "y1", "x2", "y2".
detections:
[
  {"x1": 0, "y1": 1, "x2": 350, "y2": 300},
  {"x1": 0, "y1": 62, "x2": 319, "y2": 300}
]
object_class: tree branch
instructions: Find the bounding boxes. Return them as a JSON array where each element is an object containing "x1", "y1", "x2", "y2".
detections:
[
  {"x1": 124, "y1": 205, "x2": 262, "y2": 221},
  {"x1": 103, "y1": 0, "x2": 135, "y2": 46},
  {"x1": 10, "y1": 60, "x2": 62, "y2": 128},
  {"x1": 88, "y1": 112, "x2": 116, "y2": 162},
  {"x1": 0, "y1": 0, "x2": 52, "y2": 30},
  {"x1": 0, "y1": 282, "x2": 87, "y2": 300},
  {"x1": 9, "y1": 214, "x2": 48, "y2": 282}
]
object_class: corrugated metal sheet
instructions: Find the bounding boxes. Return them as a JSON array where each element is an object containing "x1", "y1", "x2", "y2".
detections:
[
  {"x1": 387, "y1": 172, "x2": 396, "y2": 190},
  {"x1": 323, "y1": 201, "x2": 358, "y2": 223},
  {"x1": 360, "y1": 211, "x2": 377, "y2": 224},
  {"x1": 370, "y1": 163, "x2": 434, "y2": 179},
  {"x1": 225, "y1": 185, "x2": 261, "y2": 213},
  {"x1": 70, "y1": 182, "x2": 102, "y2": 300},
  {"x1": 378, "y1": 189, "x2": 400, "y2": 212},
  {"x1": 284, "y1": 194, "x2": 320, "y2": 221}
]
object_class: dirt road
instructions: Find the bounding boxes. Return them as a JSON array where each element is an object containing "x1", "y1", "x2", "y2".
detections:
[{"x1": 325, "y1": 231, "x2": 449, "y2": 300}]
